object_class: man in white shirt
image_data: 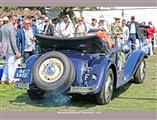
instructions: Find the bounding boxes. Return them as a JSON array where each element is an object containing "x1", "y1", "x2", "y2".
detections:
[
  {"x1": 122, "y1": 19, "x2": 129, "y2": 42},
  {"x1": 59, "y1": 16, "x2": 74, "y2": 37},
  {"x1": 90, "y1": 18, "x2": 98, "y2": 29},
  {"x1": 37, "y1": 15, "x2": 45, "y2": 34},
  {"x1": 75, "y1": 17, "x2": 91, "y2": 35},
  {"x1": 23, "y1": 18, "x2": 35, "y2": 59},
  {"x1": 98, "y1": 15, "x2": 110, "y2": 33}
]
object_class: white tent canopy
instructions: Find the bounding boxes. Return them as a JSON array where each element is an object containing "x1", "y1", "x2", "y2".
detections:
[{"x1": 74, "y1": 7, "x2": 157, "y2": 27}]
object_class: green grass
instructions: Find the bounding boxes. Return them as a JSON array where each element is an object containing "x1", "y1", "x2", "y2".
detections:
[{"x1": 0, "y1": 54, "x2": 157, "y2": 112}]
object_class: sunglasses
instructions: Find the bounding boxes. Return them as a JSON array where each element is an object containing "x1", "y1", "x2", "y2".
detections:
[{"x1": 25, "y1": 23, "x2": 30, "y2": 25}]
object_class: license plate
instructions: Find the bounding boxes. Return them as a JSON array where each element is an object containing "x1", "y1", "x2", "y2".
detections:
[{"x1": 14, "y1": 68, "x2": 30, "y2": 79}]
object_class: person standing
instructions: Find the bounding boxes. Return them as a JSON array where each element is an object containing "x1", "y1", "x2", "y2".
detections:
[
  {"x1": 0, "y1": 14, "x2": 20, "y2": 84},
  {"x1": 98, "y1": 15, "x2": 110, "y2": 33},
  {"x1": 90, "y1": 18, "x2": 98, "y2": 29},
  {"x1": 138, "y1": 22, "x2": 148, "y2": 48},
  {"x1": 17, "y1": 18, "x2": 38, "y2": 60},
  {"x1": 122, "y1": 19, "x2": 129, "y2": 43},
  {"x1": 43, "y1": 17, "x2": 55, "y2": 36},
  {"x1": 127, "y1": 16, "x2": 139, "y2": 50},
  {"x1": 75, "y1": 17, "x2": 90, "y2": 36},
  {"x1": 37, "y1": 15, "x2": 45, "y2": 34},
  {"x1": 146, "y1": 21, "x2": 155, "y2": 55},
  {"x1": 110, "y1": 17, "x2": 123, "y2": 46},
  {"x1": 59, "y1": 16, "x2": 74, "y2": 37}
]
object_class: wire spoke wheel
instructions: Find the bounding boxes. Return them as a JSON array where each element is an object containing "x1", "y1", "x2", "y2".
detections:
[
  {"x1": 134, "y1": 59, "x2": 146, "y2": 84},
  {"x1": 96, "y1": 69, "x2": 114, "y2": 105}
]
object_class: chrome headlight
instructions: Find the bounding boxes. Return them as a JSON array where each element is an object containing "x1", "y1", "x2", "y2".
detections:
[{"x1": 121, "y1": 43, "x2": 131, "y2": 53}]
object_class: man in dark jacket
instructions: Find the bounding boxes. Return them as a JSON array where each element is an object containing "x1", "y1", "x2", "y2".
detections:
[
  {"x1": 43, "y1": 17, "x2": 54, "y2": 36},
  {"x1": 127, "y1": 16, "x2": 139, "y2": 50},
  {"x1": 138, "y1": 22, "x2": 149, "y2": 48}
]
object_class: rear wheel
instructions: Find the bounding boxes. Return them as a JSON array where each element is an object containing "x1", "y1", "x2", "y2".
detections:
[
  {"x1": 96, "y1": 69, "x2": 114, "y2": 105},
  {"x1": 134, "y1": 59, "x2": 146, "y2": 84}
]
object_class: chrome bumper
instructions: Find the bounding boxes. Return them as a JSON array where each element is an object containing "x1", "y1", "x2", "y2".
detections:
[{"x1": 68, "y1": 86, "x2": 96, "y2": 94}]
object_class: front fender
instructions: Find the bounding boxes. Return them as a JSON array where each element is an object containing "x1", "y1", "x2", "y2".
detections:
[{"x1": 123, "y1": 50, "x2": 147, "y2": 81}]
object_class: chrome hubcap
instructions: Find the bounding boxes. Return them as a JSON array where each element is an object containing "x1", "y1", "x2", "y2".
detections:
[{"x1": 39, "y1": 58, "x2": 64, "y2": 82}]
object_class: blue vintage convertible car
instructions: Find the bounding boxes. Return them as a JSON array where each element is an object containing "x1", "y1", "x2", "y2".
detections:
[{"x1": 14, "y1": 34, "x2": 147, "y2": 104}]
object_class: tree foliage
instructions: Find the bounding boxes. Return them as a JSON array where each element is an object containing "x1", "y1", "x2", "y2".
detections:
[{"x1": 0, "y1": 7, "x2": 99, "y2": 23}]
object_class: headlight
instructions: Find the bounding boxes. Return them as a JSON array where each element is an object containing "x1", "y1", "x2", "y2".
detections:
[{"x1": 121, "y1": 43, "x2": 131, "y2": 53}]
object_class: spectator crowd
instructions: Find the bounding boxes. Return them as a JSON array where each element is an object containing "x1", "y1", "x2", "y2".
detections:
[{"x1": 0, "y1": 13, "x2": 156, "y2": 85}]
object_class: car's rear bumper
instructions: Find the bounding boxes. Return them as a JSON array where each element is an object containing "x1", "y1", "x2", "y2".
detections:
[
  {"x1": 68, "y1": 86, "x2": 96, "y2": 95},
  {"x1": 15, "y1": 81, "x2": 96, "y2": 95}
]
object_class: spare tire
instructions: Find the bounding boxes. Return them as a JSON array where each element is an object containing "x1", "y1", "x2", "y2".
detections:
[{"x1": 33, "y1": 51, "x2": 75, "y2": 92}]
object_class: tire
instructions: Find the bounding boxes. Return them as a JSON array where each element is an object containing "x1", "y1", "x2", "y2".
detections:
[
  {"x1": 27, "y1": 90, "x2": 45, "y2": 100},
  {"x1": 96, "y1": 69, "x2": 114, "y2": 105},
  {"x1": 134, "y1": 59, "x2": 146, "y2": 84},
  {"x1": 33, "y1": 51, "x2": 75, "y2": 92}
]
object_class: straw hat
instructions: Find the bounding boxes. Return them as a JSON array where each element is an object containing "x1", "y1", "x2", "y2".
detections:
[
  {"x1": 45, "y1": 17, "x2": 49, "y2": 21},
  {"x1": 99, "y1": 15, "x2": 105, "y2": 21},
  {"x1": 3, "y1": 16, "x2": 9, "y2": 21},
  {"x1": 77, "y1": 17, "x2": 83, "y2": 21}
]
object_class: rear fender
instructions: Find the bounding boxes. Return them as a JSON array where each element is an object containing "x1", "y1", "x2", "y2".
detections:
[
  {"x1": 86, "y1": 57, "x2": 117, "y2": 94},
  {"x1": 123, "y1": 50, "x2": 147, "y2": 81},
  {"x1": 21, "y1": 55, "x2": 39, "y2": 83}
]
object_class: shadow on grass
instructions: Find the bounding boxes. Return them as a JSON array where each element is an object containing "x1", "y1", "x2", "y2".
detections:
[
  {"x1": 10, "y1": 82, "x2": 133, "y2": 108},
  {"x1": 112, "y1": 81, "x2": 132, "y2": 100},
  {"x1": 9, "y1": 92, "x2": 96, "y2": 109},
  {"x1": 117, "y1": 97, "x2": 157, "y2": 101}
]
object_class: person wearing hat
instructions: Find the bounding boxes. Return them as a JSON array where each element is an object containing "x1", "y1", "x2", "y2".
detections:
[
  {"x1": 59, "y1": 15, "x2": 74, "y2": 37},
  {"x1": 43, "y1": 17, "x2": 55, "y2": 36},
  {"x1": 122, "y1": 19, "x2": 129, "y2": 43},
  {"x1": 110, "y1": 17, "x2": 123, "y2": 46},
  {"x1": 90, "y1": 17, "x2": 98, "y2": 29},
  {"x1": 37, "y1": 15, "x2": 46, "y2": 33},
  {"x1": 98, "y1": 15, "x2": 110, "y2": 33},
  {"x1": 75, "y1": 17, "x2": 90, "y2": 36},
  {"x1": 0, "y1": 14, "x2": 21, "y2": 84},
  {"x1": 3, "y1": 16, "x2": 9, "y2": 24},
  {"x1": 127, "y1": 16, "x2": 139, "y2": 50}
]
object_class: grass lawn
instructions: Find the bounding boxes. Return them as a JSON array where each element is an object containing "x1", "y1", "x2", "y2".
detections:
[{"x1": 0, "y1": 53, "x2": 157, "y2": 112}]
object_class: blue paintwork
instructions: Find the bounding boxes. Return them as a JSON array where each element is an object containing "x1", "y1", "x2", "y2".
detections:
[
  {"x1": 22, "y1": 55, "x2": 38, "y2": 83},
  {"x1": 0, "y1": 67, "x2": 3, "y2": 80},
  {"x1": 116, "y1": 50, "x2": 147, "y2": 88},
  {"x1": 63, "y1": 51, "x2": 116, "y2": 94},
  {"x1": 124, "y1": 50, "x2": 147, "y2": 80},
  {"x1": 117, "y1": 50, "x2": 147, "y2": 88},
  {"x1": 17, "y1": 47, "x2": 147, "y2": 95}
]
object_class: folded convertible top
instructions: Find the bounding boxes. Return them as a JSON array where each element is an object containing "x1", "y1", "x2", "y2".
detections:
[{"x1": 35, "y1": 34, "x2": 109, "y2": 53}]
